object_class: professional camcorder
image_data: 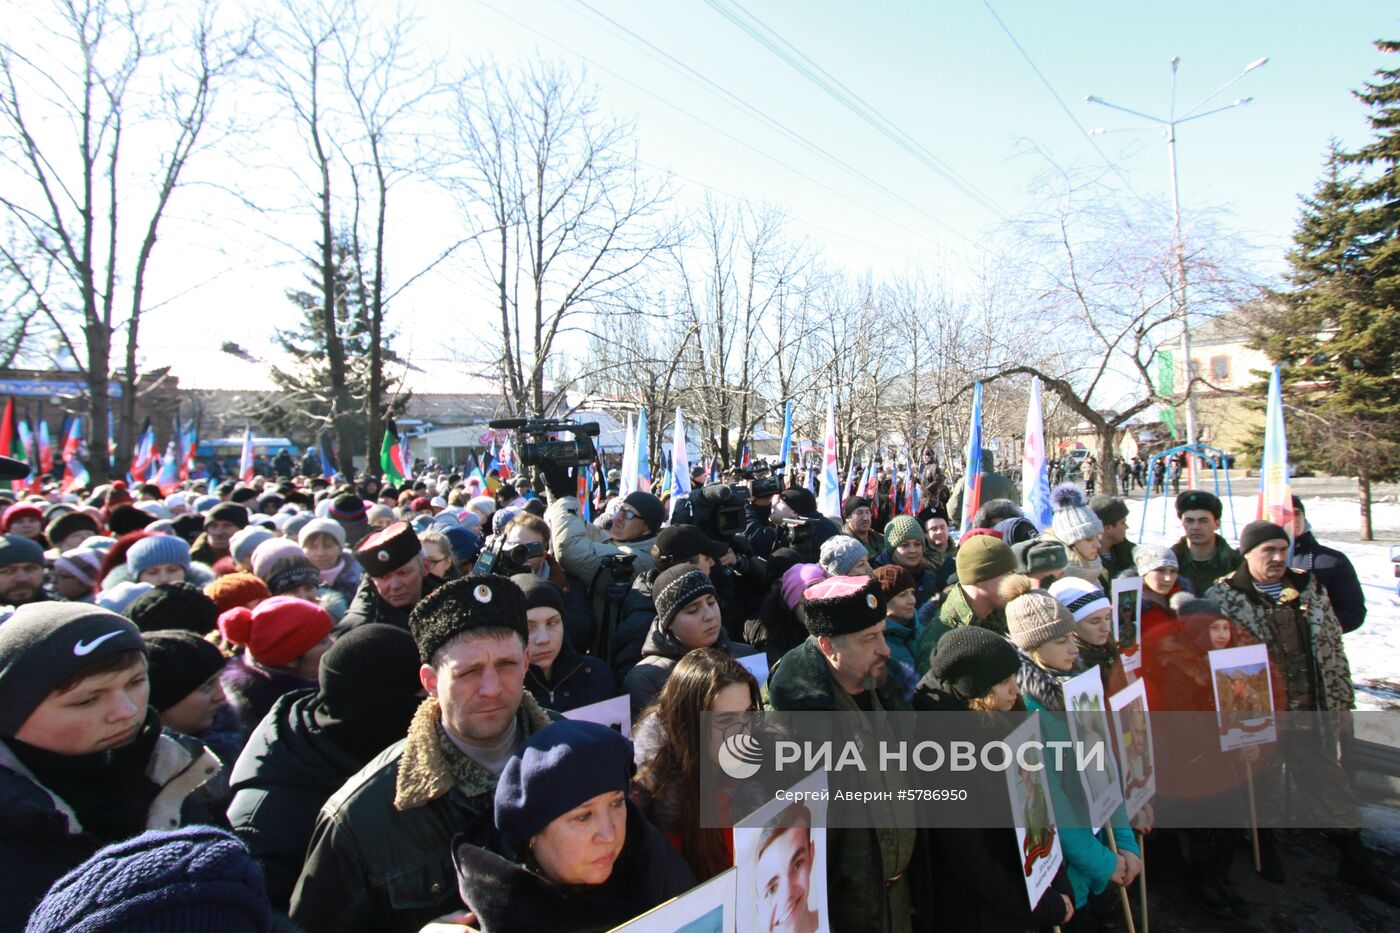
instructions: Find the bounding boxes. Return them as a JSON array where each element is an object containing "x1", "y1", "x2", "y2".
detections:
[
  {"x1": 474, "y1": 537, "x2": 545, "y2": 577},
  {"x1": 775, "y1": 516, "x2": 822, "y2": 563},
  {"x1": 671, "y1": 483, "x2": 750, "y2": 543},
  {"x1": 488, "y1": 417, "x2": 600, "y2": 468}
]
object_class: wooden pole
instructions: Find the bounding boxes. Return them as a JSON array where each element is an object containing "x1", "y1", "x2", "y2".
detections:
[
  {"x1": 1106, "y1": 830, "x2": 1138, "y2": 933},
  {"x1": 1136, "y1": 831, "x2": 1149, "y2": 933},
  {"x1": 1246, "y1": 760, "x2": 1261, "y2": 872}
]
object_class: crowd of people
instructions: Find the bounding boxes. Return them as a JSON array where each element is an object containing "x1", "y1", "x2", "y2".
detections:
[{"x1": 0, "y1": 448, "x2": 1389, "y2": 932}]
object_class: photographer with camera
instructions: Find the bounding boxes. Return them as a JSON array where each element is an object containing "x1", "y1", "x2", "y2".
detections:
[
  {"x1": 747, "y1": 486, "x2": 839, "y2": 563},
  {"x1": 496, "y1": 513, "x2": 597, "y2": 656}
]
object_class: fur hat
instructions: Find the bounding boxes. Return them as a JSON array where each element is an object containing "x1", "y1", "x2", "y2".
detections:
[
  {"x1": 871, "y1": 564, "x2": 915, "y2": 599},
  {"x1": 1049, "y1": 484, "x2": 1103, "y2": 545},
  {"x1": 354, "y1": 521, "x2": 422, "y2": 577},
  {"x1": 1011, "y1": 538, "x2": 1068, "y2": 576},
  {"x1": 801, "y1": 574, "x2": 885, "y2": 638},
  {"x1": 409, "y1": 575, "x2": 528, "y2": 665},
  {"x1": 1175, "y1": 489, "x2": 1223, "y2": 520},
  {"x1": 1088, "y1": 495, "x2": 1129, "y2": 526},
  {"x1": 1003, "y1": 575, "x2": 1077, "y2": 651}
]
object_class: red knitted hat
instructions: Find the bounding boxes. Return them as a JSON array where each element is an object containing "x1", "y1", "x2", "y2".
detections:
[{"x1": 217, "y1": 594, "x2": 331, "y2": 667}]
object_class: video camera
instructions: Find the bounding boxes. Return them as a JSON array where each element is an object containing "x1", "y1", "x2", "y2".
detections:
[
  {"x1": 734, "y1": 461, "x2": 784, "y2": 500},
  {"x1": 474, "y1": 537, "x2": 545, "y2": 577},
  {"x1": 488, "y1": 417, "x2": 600, "y2": 468},
  {"x1": 671, "y1": 483, "x2": 750, "y2": 543},
  {"x1": 775, "y1": 516, "x2": 822, "y2": 563}
]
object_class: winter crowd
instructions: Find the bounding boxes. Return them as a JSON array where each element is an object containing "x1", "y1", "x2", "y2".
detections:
[{"x1": 0, "y1": 450, "x2": 1390, "y2": 932}]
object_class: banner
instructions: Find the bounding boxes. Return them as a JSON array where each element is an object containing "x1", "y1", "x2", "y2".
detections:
[
  {"x1": 1020, "y1": 376, "x2": 1052, "y2": 530},
  {"x1": 635, "y1": 408, "x2": 651, "y2": 493},
  {"x1": 778, "y1": 399, "x2": 793, "y2": 480},
  {"x1": 619, "y1": 413, "x2": 636, "y2": 497}
]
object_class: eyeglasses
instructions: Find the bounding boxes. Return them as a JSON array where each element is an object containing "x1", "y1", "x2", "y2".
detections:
[{"x1": 615, "y1": 506, "x2": 638, "y2": 522}]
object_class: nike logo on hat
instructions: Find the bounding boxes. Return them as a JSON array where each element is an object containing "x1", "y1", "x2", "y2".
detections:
[{"x1": 73, "y1": 631, "x2": 124, "y2": 656}]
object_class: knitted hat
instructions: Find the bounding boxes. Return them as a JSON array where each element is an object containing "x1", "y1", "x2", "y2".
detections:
[
  {"x1": 621, "y1": 491, "x2": 665, "y2": 533},
  {"x1": 218, "y1": 596, "x2": 332, "y2": 667},
  {"x1": 1003, "y1": 576, "x2": 1077, "y2": 651},
  {"x1": 172, "y1": 513, "x2": 206, "y2": 542},
  {"x1": 126, "y1": 534, "x2": 192, "y2": 578},
  {"x1": 143, "y1": 630, "x2": 228, "y2": 711},
  {"x1": 842, "y1": 496, "x2": 871, "y2": 519},
  {"x1": 134, "y1": 501, "x2": 173, "y2": 522},
  {"x1": 992, "y1": 516, "x2": 1039, "y2": 545},
  {"x1": 249, "y1": 538, "x2": 304, "y2": 583},
  {"x1": 278, "y1": 513, "x2": 313, "y2": 542},
  {"x1": 106, "y1": 503, "x2": 155, "y2": 536},
  {"x1": 1175, "y1": 489, "x2": 1223, "y2": 520},
  {"x1": 871, "y1": 564, "x2": 915, "y2": 599},
  {"x1": 263, "y1": 555, "x2": 322, "y2": 597},
  {"x1": 653, "y1": 524, "x2": 726, "y2": 565},
  {"x1": 1, "y1": 502, "x2": 42, "y2": 531},
  {"x1": 1011, "y1": 538, "x2": 1068, "y2": 576},
  {"x1": 354, "y1": 522, "x2": 422, "y2": 577},
  {"x1": 314, "y1": 623, "x2": 423, "y2": 761},
  {"x1": 409, "y1": 575, "x2": 528, "y2": 665},
  {"x1": 365, "y1": 504, "x2": 396, "y2": 526},
  {"x1": 1048, "y1": 576, "x2": 1111, "y2": 623},
  {"x1": 955, "y1": 536, "x2": 1017, "y2": 585},
  {"x1": 883, "y1": 514, "x2": 924, "y2": 551},
  {"x1": 298, "y1": 517, "x2": 347, "y2": 548},
  {"x1": 96, "y1": 581, "x2": 155, "y2": 614},
  {"x1": 25, "y1": 826, "x2": 272, "y2": 933},
  {"x1": 766, "y1": 547, "x2": 803, "y2": 585},
  {"x1": 510, "y1": 574, "x2": 565, "y2": 615},
  {"x1": 0, "y1": 603, "x2": 146, "y2": 737},
  {"x1": 0, "y1": 532, "x2": 44, "y2": 568},
  {"x1": 931, "y1": 626, "x2": 1021, "y2": 702},
  {"x1": 441, "y1": 525, "x2": 481, "y2": 564},
  {"x1": 1239, "y1": 520, "x2": 1289, "y2": 555},
  {"x1": 1132, "y1": 544, "x2": 1178, "y2": 575},
  {"x1": 494, "y1": 720, "x2": 634, "y2": 852},
  {"x1": 778, "y1": 487, "x2": 818, "y2": 517},
  {"x1": 780, "y1": 562, "x2": 827, "y2": 611},
  {"x1": 819, "y1": 535, "x2": 869, "y2": 576},
  {"x1": 1088, "y1": 495, "x2": 1129, "y2": 526},
  {"x1": 329, "y1": 494, "x2": 368, "y2": 523},
  {"x1": 229, "y1": 527, "x2": 274, "y2": 567},
  {"x1": 193, "y1": 495, "x2": 221, "y2": 514},
  {"x1": 652, "y1": 565, "x2": 717, "y2": 634},
  {"x1": 45, "y1": 511, "x2": 100, "y2": 547},
  {"x1": 466, "y1": 495, "x2": 497, "y2": 518},
  {"x1": 1049, "y1": 484, "x2": 1103, "y2": 546},
  {"x1": 801, "y1": 574, "x2": 885, "y2": 637},
  {"x1": 125, "y1": 582, "x2": 221, "y2": 635},
  {"x1": 54, "y1": 547, "x2": 105, "y2": 589},
  {"x1": 204, "y1": 573, "x2": 271, "y2": 615}
]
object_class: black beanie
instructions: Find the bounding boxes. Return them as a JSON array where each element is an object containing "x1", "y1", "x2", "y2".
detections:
[
  {"x1": 125, "y1": 582, "x2": 221, "y2": 636},
  {"x1": 171, "y1": 512, "x2": 205, "y2": 543},
  {"x1": 1239, "y1": 520, "x2": 1289, "y2": 555},
  {"x1": 779, "y1": 487, "x2": 817, "y2": 517},
  {"x1": 621, "y1": 491, "x2": 665, "y2": 534},
  {"x1": 107, "y1": 504, "x2": 154, "y2": 536},
  {"x1": 142, "y1": 630, "x2": 228, "y2": 711},
  {"x1": 930, "y1": 626, "x2": 1021, "y2": 703},
  {"x1": 842, "y1": 496, "x2": 871, "y2": 519},
  {"x1": 316, "y1": 623, "x2": 424, "y2": 763},
  {"x1": 510, "y1": 574, "x2": 565, "y2": 615},
  {"x1": 205, "y1": 501, "x2": 249, "y2": 530},
  {"x1": 766, "y1": 547, "x2": 803, "y2": 585},
  {"x1": 409, "y1": 575, "x2": 528, "y2": 664}
]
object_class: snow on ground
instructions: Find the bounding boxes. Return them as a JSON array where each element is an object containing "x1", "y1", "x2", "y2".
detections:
[{"x1": 1125, "y1": 492, "x2": 1400, "y2": 712}]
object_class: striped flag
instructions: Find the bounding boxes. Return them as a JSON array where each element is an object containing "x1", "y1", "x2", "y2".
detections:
[
  {"x1": 1021, "y1": 377, "x2": 1052, "y2": 530},
  {"x1": 778, "y1": 400, "x2": 793, "y2": 481},
  {"x1": 619, "y1": 414, "x2": 636, "y2": 497},
  {"x1": 816, "y1": 394, "x2": 841, "y2": 519},
  {"x1": 238, "y1": 425, "x2": 254, "y2": 483},
  {"x1": 669, "y1": 408, "x2": 691, "y2": 516},
  {"x1": 635, "y1": 408, "x2": 651, "y2": 493},
  {"x1": 1257, "y1": 366, "x2": 1294, "y2": 530},
  {"x1": 960, "y1": 383, "x2": 985, "y2": 536}
]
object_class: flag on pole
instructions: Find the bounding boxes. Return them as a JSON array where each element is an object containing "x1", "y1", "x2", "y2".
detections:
[
  {"x1": 1, "y1": 399, "x2": 26, "y2": 491},
  {"x1": 154, "y1": 440, "x2": 180, "y2": 491},
  {"x1": 902, "y1": 453, "x2": 916, "y2": 515},
  {"x1": 669, "y1": 408, "x2": 691, "y2": 516},
  {"x1": 1257, "y1": 365, "x2": 1294, "y2": 530},
  {"x1": 16, "y1": 416, "x2": 38, "y2": 491},
  {"x1": 36, "y1": 417, "x2": 53, "y2": 478},
  {"x1": 843, "y1": 453, "x2": 860, "y2": 499},
  {"x1": 238, "y1": 425, "x2": 254, "y2": 483},
  {"x1": 1021, "y1": 376, "x2": 1052, "y2": 530},
  {"x1": 319, "y1": 432, "x2": 338, "y2": 480},
  {"x1": 960, "y1": 382, "x2": 985, "y2": 536},
  {"x1": 380, "y1": 419, "x2": 407, "y2": 485},
  {"x1": 635, "y1": 409, "x2": 651, "y2": 493},
  {"x1": 179, "y1": 418, "x2": 198, "y2": 481},
  {"x1": 778, "y1": 400, "x2": 794, "y2": 481},
  {"x1": 60, "y1": 416, "x2": 88, "y2": 492},
  {"x1": 816, "y1": 395, "x2": 841, "y2": 519},
  {"x1": 619, "y1": 414, "x2": 636, "y2": 497},
  {"x1": 399, "y1": 432, "x2": 415, "y2": 482},
  {"x1": 128, "y1": 419, "x2": 156, "y2": 483},
  {"x1": 804, "y1": 461, "x2": 816, "y2": 493}
]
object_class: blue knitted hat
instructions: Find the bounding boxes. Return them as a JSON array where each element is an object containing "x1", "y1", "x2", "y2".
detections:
[
  {"x1": 26, "y1": 826, "x2": 272, "y2": 932},
  {"x1": 494, "y1": 720, "x2": 634, "y2": 852},
  {"x1": 125, "y1": 534, "x2": 192, "y2": 579}
]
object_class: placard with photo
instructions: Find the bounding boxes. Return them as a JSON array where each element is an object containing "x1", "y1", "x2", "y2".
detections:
[
  {"x1": 1111, "y1": 576, "x2": 1143, "y2": 673},
  {"x1": 1004, "y1": 713, "x2": 1064, "y2": 911},
  {"x1": 608, "y1": 867, "x2": 737, "y2": 933},
  {"x1": 1062, "y1": 667, "x2": 1124, "y2": 831},
  {"x1": 1108, "y1": 679, "x2": 1155, "y2": 818},
  {"x1": 734, "y1": 770, "x2": 830, "y2": 933},
  {"x1": 1208, "y1": 643, "x2": 1277, "y2": 751}
]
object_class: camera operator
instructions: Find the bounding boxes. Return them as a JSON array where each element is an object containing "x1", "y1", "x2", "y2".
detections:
[
  {"x1": 501, "y1": 513, "x2": 597, "y2": 656},
  {"x1": 746, "y1": 486, "x2": 838, "y2": 561}
]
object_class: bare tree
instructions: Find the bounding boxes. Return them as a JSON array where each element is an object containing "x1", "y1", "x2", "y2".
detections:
[
  {"x1": 0, "y1": 0, "x2": 252, "y2": 478},
  {"x1": 449, "y1": 61, "x2": 675, "y2": 417}
]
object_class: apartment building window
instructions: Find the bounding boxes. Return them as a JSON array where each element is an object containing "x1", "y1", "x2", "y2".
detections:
[{"x1": 1210, "y1": 355, "x2": 1231, "y2": 382}]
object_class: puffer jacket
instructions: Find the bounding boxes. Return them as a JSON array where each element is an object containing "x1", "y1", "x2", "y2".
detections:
[
  {"x1": 1292, "y1": 529, "x2": 1366, "y2": 633},
  {"x1": 623, "y1": 613, "x2": 755, "y2": 718},
  {"x1": 0, "y1": 718, "x2": 221, "y2": 931}
]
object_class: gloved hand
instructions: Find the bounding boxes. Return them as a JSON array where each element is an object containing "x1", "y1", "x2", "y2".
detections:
[{"x1": 536, "y1": 461, "x2": 575, "y2": 500}]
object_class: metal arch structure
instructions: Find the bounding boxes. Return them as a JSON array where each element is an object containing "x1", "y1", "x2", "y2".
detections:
[{"x1": 1138, "y1": 443, "x2": 1238, "y2": 543}]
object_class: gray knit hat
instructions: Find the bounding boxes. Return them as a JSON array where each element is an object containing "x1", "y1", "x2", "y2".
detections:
[
  {"x1": 1132, "y1": 544, "x2": 1178, "y2": 575},
  {"x1": 1049, "y1": 484, "x2": 1103, "y2": 546},
  {"x1": 819, "y1": 535, "x2": 869, "y2": 577},
  {"x1": 1003, "y1": 576, "x2": 1077, "y2": 651}
]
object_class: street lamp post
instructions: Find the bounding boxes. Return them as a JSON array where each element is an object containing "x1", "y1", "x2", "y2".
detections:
[{"x1": 1087, "y1": 56, "x2": 1267, "y2": 489}]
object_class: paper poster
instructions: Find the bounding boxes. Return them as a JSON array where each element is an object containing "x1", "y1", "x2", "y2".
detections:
[
  {"x1": 1062, "y1": 667, "x2": 1124, "y2": 831},
  {"x1": 737, "y1": 652, "x2": 771, "y2": 690},
  {"x1": 1108, "y1": 679, "x2": 1156, "y2": 819},
  {"x1": 1209, "y1": 644, "x2": 1276, "y2": 751},
  {"x1": 1005, "y1": 713, "x2": 1064, "y2": 911},
  {"x1": 563, "y1": 694, "x2": 631, "y2": 739},
  {"x1": 1111, "y1": 576, "x2": 1143, "y2": 673},
  {"x1": 609, "y1": 867, "x2": 737, "y2": 933},
  {"x1": 735, "y1": 771, "x2": 830, "y2": 933}
]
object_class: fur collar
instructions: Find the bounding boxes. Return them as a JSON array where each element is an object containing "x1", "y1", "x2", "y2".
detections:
[{"x1": 394, "y1": 693, "x2": 553, "y2": 812}]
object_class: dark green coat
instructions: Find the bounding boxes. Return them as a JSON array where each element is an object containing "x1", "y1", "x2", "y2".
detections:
[{"x1": 1171, "y1": 534, "x2": 1241, "y2": 597}]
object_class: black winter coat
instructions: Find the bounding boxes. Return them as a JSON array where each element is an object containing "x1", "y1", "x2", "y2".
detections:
[
  {"x1": 452, "y1": 800, "x2": 695, "y2": 933},
  {"x1": 227, "y1": 689, "x2": 366, "y2": 911},
  {"x1": 1292, "y1": 530, "x2": 1367, "y2": 633},
  {"x1": 525, "y1": 636, "x2": 618, "y2": 713},
  {"x1": 338, "y1": 572, "x2": 443, "y2": 631},
  {"x1": 611, "y1": 569, "x2": 659, "y2": 681},
  {"x1": 623, "y1": 612, "x2": 756, "y2": 718}
]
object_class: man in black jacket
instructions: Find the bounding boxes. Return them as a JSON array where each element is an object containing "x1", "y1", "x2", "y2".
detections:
[
  {"x1": 340, "y1": 521, "x2": 442, "y2": 630},
  {"x1": 289, "y1": 575, "x2": 557, "y2": 933},
  {"x1": 227, "y1": 623, "x2": 423, "y2": 910},
  {"x1": 1290, "y1": 496, "x2": 1367, "y2": 633}
]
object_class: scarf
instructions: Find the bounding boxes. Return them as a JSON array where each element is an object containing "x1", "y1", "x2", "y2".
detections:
[
  {"x1": 1065, "y1": 553, "x2": 1105, "y2": 584},
  {"x1": 319, "y1": 558, "x2": 345, "y2": 587}
]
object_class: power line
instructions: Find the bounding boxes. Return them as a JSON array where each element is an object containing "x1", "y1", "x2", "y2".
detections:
[{"x1": 703, "y1": 0, "x2": 1009, "y2": 221}]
